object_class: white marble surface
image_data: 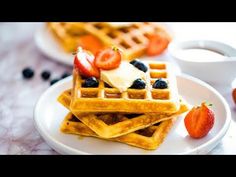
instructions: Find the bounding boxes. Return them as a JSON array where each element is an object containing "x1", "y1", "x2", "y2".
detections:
[
  {"x1": 0, "y1": 22, "x2": 235, "y2": 154},
  {"x1": 0, "y1": 23, "x2": 71, "y2": 154}
]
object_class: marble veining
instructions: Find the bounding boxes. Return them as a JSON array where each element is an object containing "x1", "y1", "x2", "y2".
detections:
[{"x1": 0, "y1": 23, "x2": 71, "y2": 154}]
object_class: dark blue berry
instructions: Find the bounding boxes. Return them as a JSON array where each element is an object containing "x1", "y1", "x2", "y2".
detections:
[
  {"x1": 61, "y1": 72, "x2": 71, "y2": 79},
  {"x1": 83, "y1": 77, "x2": 99, "y2": 88},
  {"x1": 50, "y1": 78, "x2": 60, "y2": 85},
  {"x1": 153, "y1": 79, "x2": 168, "y2": 89},
  {"x1": 41, "y1": 70, "x2": 51, "y2": 80},
  {"x1": 130, "y1": 60, "x2": 148, "y2": 73},
  {"x1": 130, "y1": 59, "x2": 138, "y2": 65},
  {"x1": 22, "y1": 67, "x2": 34, "y2": 79},
  {"x1": 130, "y1": 79, "x2": 146, "y2": 89}
]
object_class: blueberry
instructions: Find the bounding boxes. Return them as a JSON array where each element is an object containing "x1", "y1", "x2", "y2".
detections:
[
  {"x1": 153, "y1": 78, "x2": 168, "y2": 89},
  {"x1": 130, "y1": 60, "x2": 148, "y2": 73},
  {"x1": 50, "y1": 78, "x2": 60, "y2": 85},
  {"x1": 130, "y1": 59, "x2": 138, "y2": 65},
  {"x1": 41, "y1": 70, "x2": 51, "y2": 80},
  {"x1": 83, "y1": 77, "x2": 99, "y2": 88},
  {"x1": 61, "y1": 72, "x2": 71, "y2": 79},
  {"x1": 130, "y1": 79, "x2": 146, "y2": 89},
  {"x1": 22, "y1": 67, "x2": 34, "y2": 79}
]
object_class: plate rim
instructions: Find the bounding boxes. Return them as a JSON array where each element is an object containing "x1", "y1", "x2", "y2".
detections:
[
  {"x1": 33, "y1": 74, "x2": 231, "y2": 154},
  {"x1": 34, "y1": 24, "x2": 74, "y2": 66}
]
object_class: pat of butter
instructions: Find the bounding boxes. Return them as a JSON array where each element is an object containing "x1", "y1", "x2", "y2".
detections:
[{"x1": 101, "y1": 62, "x2": 147, "y2": 92}]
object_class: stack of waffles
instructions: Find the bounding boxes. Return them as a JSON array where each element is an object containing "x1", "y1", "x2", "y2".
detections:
[
  {"x1": 47, "y1": 22, "x2": 171, "y2": 60},
  {"x1": 57, "y1": 61, "x2": 189, "y2": 150}
]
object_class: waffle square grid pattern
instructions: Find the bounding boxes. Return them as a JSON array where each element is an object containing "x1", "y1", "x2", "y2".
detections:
[
  {"x1": 58, "y1": 89, "x2": 188, "y2": 138},
  {"x1": 60, "y1": 112, "x2": 176, "y2": 150},
  {"x1": 70, "y1": 62, "x2": 180, "y2": 114},
  {"x1": 56, "y1": 60, "x2": 189, "y2": 150},
  {"x1": 47, "y1": 22, "x2": 171, "y2": 60}
]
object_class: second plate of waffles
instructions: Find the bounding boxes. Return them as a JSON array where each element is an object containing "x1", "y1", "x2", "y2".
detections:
[{"x1": 35, "y1": 22, "x2": 172, "y2": 66}]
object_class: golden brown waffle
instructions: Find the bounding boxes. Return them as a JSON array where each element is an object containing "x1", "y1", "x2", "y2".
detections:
[
  {"x1": 72, "y1": 22, "x2": 171, "y2": 60},
  {"x1": 60, "y1": 112, "x2": 176, "y2": 150},
  {"x1": 70, "y1": 61, "x2": 180, "y2": 114},
  {"x1": 58, "y1": 89, "x2": 188, "y2": 138},
  {"x1": 47, "y1": 22, "x2": 171, "y2": 60}
]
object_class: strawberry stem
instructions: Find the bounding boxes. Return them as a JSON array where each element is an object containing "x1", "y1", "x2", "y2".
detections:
[
  {"x1": 203, "y1": 101, "x2": 213, "y2": 107},
  {"x1": 72, "y1": 47, "x2": 83, "y2": 55},
  {"x1": 112, "y1": 46, "x2": 119, "y2": 51}
]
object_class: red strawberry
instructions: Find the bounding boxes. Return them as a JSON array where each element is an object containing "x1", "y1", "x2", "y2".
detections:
[
  {"x1": 146, "y1": 33, "x2": 170, "y2": 56},
  {"x1": 184, "y1": 102, "x2": 215, "y2": 139},
  {"x1": 74, "y1": 47, "x2": 100, "y2": 78},
  {"x1": 94, "y1": 47, "x2": 121, "y2": 70}
]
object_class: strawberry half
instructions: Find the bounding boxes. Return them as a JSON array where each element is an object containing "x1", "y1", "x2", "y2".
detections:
[
  {"x1": 74, "y1": 47, "x2": 100, "y2": 78},
  {"x1": 94, "y1": 47, "x2": 121, "y2": 70},
  {"x1": 146, "y1": 33, "x2": 170, "y2": 56},
  {"x1": 184, "y1": 102, "x2": 215, "y2": 139}
]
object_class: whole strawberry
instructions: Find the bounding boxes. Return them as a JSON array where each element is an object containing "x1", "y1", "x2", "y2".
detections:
[{"x1": 184, "y1": 102, "x2": 215, "y2": 139}]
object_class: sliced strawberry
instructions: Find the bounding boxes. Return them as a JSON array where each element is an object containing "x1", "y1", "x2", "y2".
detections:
[
  {"x1": 74, "y1": 48, "x2": 100, "y2": 78},
  {"x1": 78, "y1": 35, "x2": 104, "y2": 54},
  {"x1": 184, "y1": 103, "x2": 215, "y2": 139},
  {"x1": 146, "y1": 33, "x2": 170, "y2": 56},
  {"x1": 94, "y1": 47, "x2": 121, "y2": 70}
]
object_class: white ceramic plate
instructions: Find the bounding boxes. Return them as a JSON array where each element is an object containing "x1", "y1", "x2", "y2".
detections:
[{"x1": 34, "y1": 75, "x2": 231, "y2": 154}]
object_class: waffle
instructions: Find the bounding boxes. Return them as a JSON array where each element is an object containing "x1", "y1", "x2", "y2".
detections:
[
  {"x1": 60, "y1": 112, "x2": 177, "y2": 150},
  {"x1": 47, "y1": 22, "x2": 171, "y2": 60},
  {"x1": 58, "y1": 89, "x2": 188, "y2": 138},
  {"x1": 70, "y1": 61, "x2": 180, "y2": 114}
]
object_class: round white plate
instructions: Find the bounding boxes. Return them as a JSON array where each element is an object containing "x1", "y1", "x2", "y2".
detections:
[
  {"x1": 34, "y1": 75, "x2": 231, "y2": 154},
  {"x1": 34, "y1": 24, "x2": 74, "y2": 66}
]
